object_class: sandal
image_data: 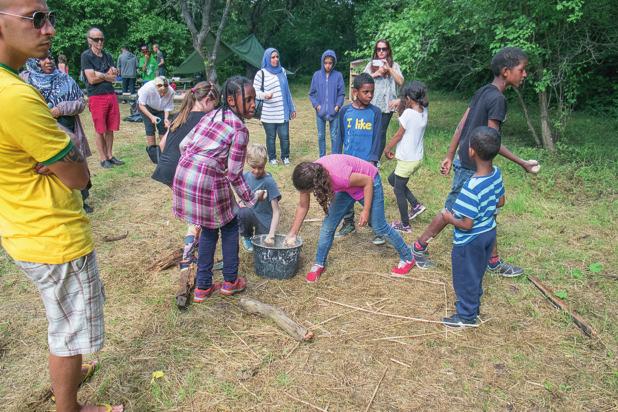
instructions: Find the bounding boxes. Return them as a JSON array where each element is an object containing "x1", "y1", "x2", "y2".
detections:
[{"x1": 51, "y1": 360, "x2": 98, "y2": 402}]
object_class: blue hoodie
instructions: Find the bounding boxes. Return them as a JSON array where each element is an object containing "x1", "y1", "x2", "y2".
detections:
[{"x1": 309, "y1": 50, "x2": 345, "y2": 121}]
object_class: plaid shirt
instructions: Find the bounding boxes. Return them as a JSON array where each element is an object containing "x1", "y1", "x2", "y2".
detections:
[{"x1": 172, "y1": 108, "x2": 255, "y2": 228}]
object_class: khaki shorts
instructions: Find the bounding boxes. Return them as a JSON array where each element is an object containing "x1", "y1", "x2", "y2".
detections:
[
  {"x1": 394, "y1": 159, "x2": 421, "y2": 179},
  {"x1": 15, "y1": 251, "x2": 105, "y2": 356}
]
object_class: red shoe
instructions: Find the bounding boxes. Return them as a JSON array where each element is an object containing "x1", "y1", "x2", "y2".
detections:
[
  {"x1": 194, "y1": 283, "x2": 220, "y2": 302},
  {"x1": 220, "y1": 276, "x2": 247, "y2": 296},
  {"x1": 390, "y1": 259, "x2": 415, "y2": 277},
  {"x1": 306, "y1": 264, "x2": 325, "y2": 283}
]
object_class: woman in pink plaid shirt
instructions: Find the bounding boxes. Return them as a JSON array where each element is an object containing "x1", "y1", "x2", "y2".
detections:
[{"x1": 173, "y1": 76, "x2": 266, "y2": 301}]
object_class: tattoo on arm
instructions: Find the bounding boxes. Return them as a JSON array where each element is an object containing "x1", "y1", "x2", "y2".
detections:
[{"x1": 59, "y1": 147, "x2": 84, "y2": 163}]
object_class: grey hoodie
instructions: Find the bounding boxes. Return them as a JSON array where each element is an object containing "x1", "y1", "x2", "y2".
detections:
[{"x1": 117, "y1": 50, "x2": 137, "y2": 78}]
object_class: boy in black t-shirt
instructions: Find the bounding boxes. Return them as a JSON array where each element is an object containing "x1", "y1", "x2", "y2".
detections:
[{"x1": 412, "y1": 47, "x2": 539, "y2": 277}]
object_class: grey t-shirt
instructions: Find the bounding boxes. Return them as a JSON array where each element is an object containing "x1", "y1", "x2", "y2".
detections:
[
  {"x1": 243, "y1": 171, "x2": 281, "y2": 229},
  {"x1": 458, "y1": 84, "x2": 506, "y2": 170}
]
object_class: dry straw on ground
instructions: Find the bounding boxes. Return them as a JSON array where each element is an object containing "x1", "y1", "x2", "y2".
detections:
[{"x1": 0, "y1": 97, "x2": 616, "y2": 411}]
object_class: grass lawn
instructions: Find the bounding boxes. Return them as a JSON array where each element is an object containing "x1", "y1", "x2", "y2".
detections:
[{"x1": 0, "y1": 83, "x2": 616, "y2": 411}]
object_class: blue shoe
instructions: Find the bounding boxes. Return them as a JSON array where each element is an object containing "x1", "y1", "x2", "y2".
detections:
[
  {"x1": 487, "y1": 260, "x2": 524, "y2": 277},
  {"x1": 442, "y1": 314, "x2": 479, "y2": 328},
  {"x1": 335, "y1": 221, "x2": 356, "y2": 238},
  {"x1": 241, "y1": 237, "x2": 254, "y2": 252}
]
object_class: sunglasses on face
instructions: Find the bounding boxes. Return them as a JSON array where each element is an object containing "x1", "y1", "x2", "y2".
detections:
[
  {"x1": 0, "y1": 10, "x2": 55, "y2": 29},
  {"x1": 376, "y1": 47, "x2": 389, "y2": 52},
  {"x1": 89, "y1": 37, "x2": 105, "y2": 43},
  {"x1": 156, "y1": 83, "x2": 168, "y2": 88}
]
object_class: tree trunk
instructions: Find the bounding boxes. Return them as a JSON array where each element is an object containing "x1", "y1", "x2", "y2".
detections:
[
  {"x1": 514, "y1": 88, "x2": 541, "y2": 147},
  {"x1": 205, "y1": 0, "x2": 232, "y2": 82},
  {"x1": 538, "y1": 90, "x2": 555, "y2": 152}
]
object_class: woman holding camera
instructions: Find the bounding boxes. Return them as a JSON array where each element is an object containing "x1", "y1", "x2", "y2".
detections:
[{"x1": 363, "y1": 39, "x2": 404, "y2": 164}]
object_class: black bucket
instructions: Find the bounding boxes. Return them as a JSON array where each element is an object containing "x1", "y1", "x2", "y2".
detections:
[{"x1": 252, "y1": 234, "x2": 302, "y2": 279}]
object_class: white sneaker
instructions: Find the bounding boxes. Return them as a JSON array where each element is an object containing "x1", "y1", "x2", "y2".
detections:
[
  {"x1": 283, "y1": 158, "x2": 290, "y2": 165},
  {"x1": 269, "y1": 159, "x2": 278, "y2": 166}
]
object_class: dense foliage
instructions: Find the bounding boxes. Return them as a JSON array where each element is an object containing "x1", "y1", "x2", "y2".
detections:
[{"x1": 49, "y1": 0, "x2": 617, "y2": 147}]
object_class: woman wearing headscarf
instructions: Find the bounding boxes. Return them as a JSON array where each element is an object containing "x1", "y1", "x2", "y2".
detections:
[
  {"x1": 21, "y1": 55, "x2": 94, "y2": 213},
  {"x1": 363, "y1": 39, "x2": 404, "y2": 165},
  {"x1": 253, "y1": 48, "x2": 296, "y2": 165}
]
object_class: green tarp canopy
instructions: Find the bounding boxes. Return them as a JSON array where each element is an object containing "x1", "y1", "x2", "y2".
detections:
[{"x1": 175, "y1": 34, "x2": 265, "y2": 75}]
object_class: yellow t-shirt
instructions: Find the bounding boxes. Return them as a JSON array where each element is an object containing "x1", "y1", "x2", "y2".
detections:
[{"x1": 0, "y1": 66, "x2": 93, "y2": 264}]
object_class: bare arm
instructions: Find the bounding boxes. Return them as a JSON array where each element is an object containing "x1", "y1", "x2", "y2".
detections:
[
  {"x1": 83, "y1": 69, "x2": 114, "y2": 85},
  {"x1": 139, "y1": 103, "x2": 156, "y2": 122},
  {"x1": 384, "y1": 125, "x2": 405, "y2": 158},
  {"x1": 286, "y1": 192, "x2": 311, "y2": 241},
  {"x1": 349, "y1": 173, "x2": 373, "y2": 226},
  {"x1": 442, "y1": 209, "x2": 474, "y2": 231},
  {"x1": 488, "y1": 118, "x2": 537, "y2": 173},
  {"x1": 267, "y1": 199, "x2": 281, "y2": 240},
  {"x1": 45, "y1": 146, "x2": 89, "y2": 189},
  {"x1": 441, "y1": 108, "x2": 470, "y2": 175},
  {"x1": 389, "y1": 63, "x2": 404, "y2": 86},
  {"x1": 497, "y1": 195, "x2": 505, "y2": 208}
]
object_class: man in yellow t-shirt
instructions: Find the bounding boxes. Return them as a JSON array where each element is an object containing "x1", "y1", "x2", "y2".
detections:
[{"x1": 0, "y1": 0, "x2": 121, "y2": 411}]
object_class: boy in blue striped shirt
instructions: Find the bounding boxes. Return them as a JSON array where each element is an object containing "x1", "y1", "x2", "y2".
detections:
[{"x1": 441, "y1": 126, "x2": 505, "y2": 327}]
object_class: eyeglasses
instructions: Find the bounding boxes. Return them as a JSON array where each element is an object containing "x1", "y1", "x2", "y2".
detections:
[
  {"x1": 376, "y1": 47, "x2": 389, "y2": 52},
  {"x1": 156, "y1": 83, "x2": 169, "y2": 88},
  {"x1": 0, "y1": 10, "x2": 55, "y2": 29},
  {"x1": 89, "y1": 37, "x2": 105, "y2": 43}
]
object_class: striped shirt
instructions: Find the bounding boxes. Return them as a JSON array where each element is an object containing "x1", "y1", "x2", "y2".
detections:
[
  {"x1": 172, "y1": 108, "x2": 256, "y2": 229},
  {"x1": 254, "y1": 69, "x2": 287, "y2": 123},
  {"x1": 452, "y1": 166, "x2": 505, "y2": 245}
]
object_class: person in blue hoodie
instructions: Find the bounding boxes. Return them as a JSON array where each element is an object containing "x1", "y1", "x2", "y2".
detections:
[{"x1": 309, "y1": 50, "x2": 345, "y2": 158}]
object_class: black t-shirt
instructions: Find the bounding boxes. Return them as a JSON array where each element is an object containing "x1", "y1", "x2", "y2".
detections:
[
  {"x1": 457, "y1": 84, "x2": 506, "y2": 170},
  {"x1": 151, "y1": 111, "x2": 208, "y2": 187},
  {"x1": 80, "y1": 49, "x2": 116, "y2": 96}
]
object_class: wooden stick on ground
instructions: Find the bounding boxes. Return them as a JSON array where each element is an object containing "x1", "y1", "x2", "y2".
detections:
[
  {"x1": 317, "y1": 297, "x2": 471, "y2": 327},
  {"x1": 528, "y1": 275, "x2": 597, "y2": 338},
  {"x1": 102, "y1": 231, "x2": 128, "y2": 242},
  {"x1": 239, "y1": 297, "x2": 314, "y2": 341},
  {"x1": 365, "y1": 367, "x2": 388, "y2": 412},
  {"x1": 284, "y1": 392, "x2": 327, "y2": 412}
]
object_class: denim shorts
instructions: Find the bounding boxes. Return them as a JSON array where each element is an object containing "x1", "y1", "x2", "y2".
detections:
[
  {"x1": 141, "y1": 107, "x2": 167, "y2": 136},
  {"x1": 15, "y1": 252, "x2": 105, "y2": 356},
  {"x1": 444, "y1": 158, "x2": 475, "y2": 211}
]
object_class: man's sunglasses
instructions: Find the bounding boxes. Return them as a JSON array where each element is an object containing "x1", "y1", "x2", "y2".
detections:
[
  {"x1": 376, "y1": 47, "x2": 389, "y2": 52},
  {"x1": 0, "y1": 10, "x2": 55, "y2": 29},
  {"x1": 89, "y1": 37, "x2": 105, "y2": 43},
  {"x1": 156, "y1": 83, "x2": 169, "y2": 88}
]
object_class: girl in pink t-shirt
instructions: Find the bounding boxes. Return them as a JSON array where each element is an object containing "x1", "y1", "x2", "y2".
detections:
[{"x1": 285, "y1": 154, "x2": 415, "y2": 282}]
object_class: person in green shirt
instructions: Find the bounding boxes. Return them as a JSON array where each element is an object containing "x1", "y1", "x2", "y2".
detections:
[{"x1": 138, "y1": 46, "x2": 157, "y2": 81}]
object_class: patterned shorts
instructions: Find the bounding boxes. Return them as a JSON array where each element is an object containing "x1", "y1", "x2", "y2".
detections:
[{"x1": 15, "y1": 251, "x2": 105, "y2": 356}]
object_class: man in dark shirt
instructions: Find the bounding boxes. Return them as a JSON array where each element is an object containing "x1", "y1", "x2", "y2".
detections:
[
  {"x1": 81, "y1": 27, "x2": 124, "y2": 169},
  {"x1": 153, "y1": 43, "x2": 165, "y2": 76}
]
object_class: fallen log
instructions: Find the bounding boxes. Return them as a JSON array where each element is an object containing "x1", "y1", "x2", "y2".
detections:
[
  {"x1": 239, "y1": 297, "x2": 314, "y2": 341},
  {"x1": 528, "y1": 275, "x2": 597, "y2": 338},
  {"x1": 149, "y1": 248, "x2": 183, "y2": 272},
  {"x1": 102, "y1": 231, "x2": 128, "y2": 242}
]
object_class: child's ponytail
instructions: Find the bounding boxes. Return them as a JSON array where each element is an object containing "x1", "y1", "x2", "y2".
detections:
[
  {"x1": 170, "y1": 81, "x2": 220, "y2": 132},
  {"x1": 398, "y1": 80, "x2": 429, "y2": 115},
  {"x1": 292, "y1": 162, "x2": 333, "y2": 214}
]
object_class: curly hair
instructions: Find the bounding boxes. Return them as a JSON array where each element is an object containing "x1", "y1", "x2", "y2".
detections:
[{"x1": 292, "y1": 162, "x2": 333, "y2": 214}]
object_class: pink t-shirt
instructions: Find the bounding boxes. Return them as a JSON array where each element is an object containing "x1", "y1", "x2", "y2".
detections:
[{"x1": 315, "y1": 154, "x2": 378, "y2": 200}]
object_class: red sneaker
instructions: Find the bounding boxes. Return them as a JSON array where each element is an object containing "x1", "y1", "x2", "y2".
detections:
[
  {"x1": 193, "y1": 283, "x2": 220, "y2": 303},
  {"x1": 220, "y1": 276, "x2": 247, "y2": 296},
  {"x1": 306, "y1": 264, "x2": 325, "y2": 283},
  {"x1": 390, "y1": 259, "x2": 415, "y2": 277}
]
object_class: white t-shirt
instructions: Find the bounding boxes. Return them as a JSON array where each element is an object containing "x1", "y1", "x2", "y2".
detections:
[
  {"x1": 395, "y1": 107, "x2": 428, "y2": 162},
  {"x1": 137, "y1": 80, "x2": 175, "y2": 112}
]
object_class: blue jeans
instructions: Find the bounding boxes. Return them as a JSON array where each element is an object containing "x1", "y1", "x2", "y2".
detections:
[
  {"x1": 263, "y1": 122, "x2": 290, "y2": 161},
  {"x1": 196, "y1": 217, "x2": 239, "y2": 289},
  {"x1": 315, "y1": 176, "x2": 412, "y2": 266},
  {"x1": 444, "y1": 157, "x2": 475, "y2": 211},
  {"x1": 316, "y1": 116, "x2": 339, "y2": 158},
  {"x1": 452, "y1": 229, "x2": 496, "y2": 319}
]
